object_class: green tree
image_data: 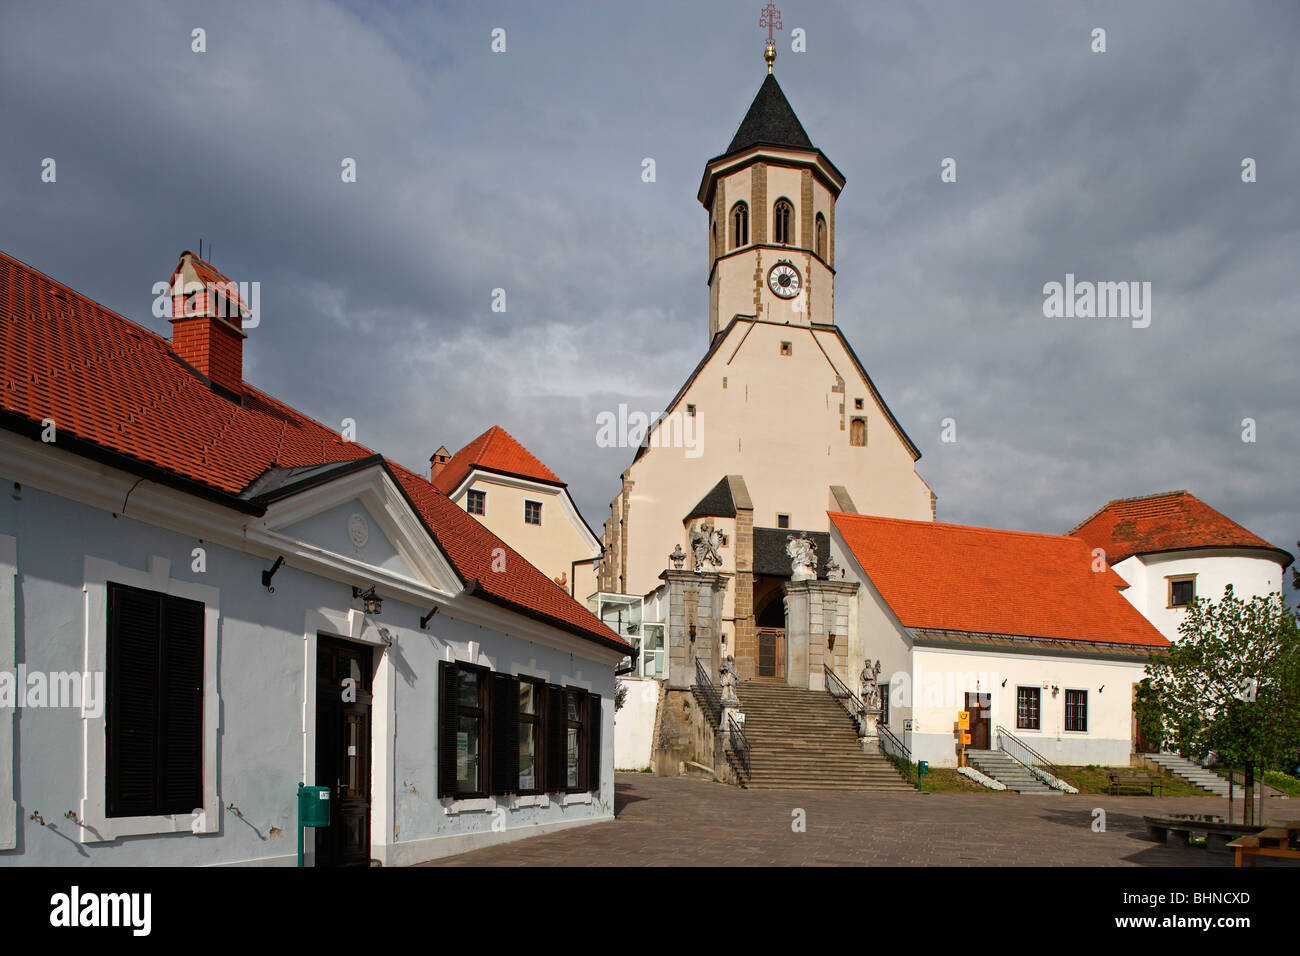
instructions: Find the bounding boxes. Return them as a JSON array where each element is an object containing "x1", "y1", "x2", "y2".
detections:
[{"x1": 1144, "y1": 585, "x2": 1300, "y2": 824}]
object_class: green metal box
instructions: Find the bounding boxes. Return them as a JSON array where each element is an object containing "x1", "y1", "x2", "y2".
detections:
[{"x1": 298, "y1": 784, "x2": 331, "y2": 827}]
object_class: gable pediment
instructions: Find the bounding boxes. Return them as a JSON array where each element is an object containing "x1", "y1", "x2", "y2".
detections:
[{"x1": 247, "y1": 462, "x2": 462, "y2": 597}]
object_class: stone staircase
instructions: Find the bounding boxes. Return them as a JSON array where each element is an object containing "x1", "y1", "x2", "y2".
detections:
[
  {"x1": 736, "y1": 681, "x2": 912, "y2": 791},
  {"x1": 1145, "y1": 752, "x2": 1230, "y2": 797},
  {"x1": 965, "y1": 749, "x2": 1060, "y2": 794}
]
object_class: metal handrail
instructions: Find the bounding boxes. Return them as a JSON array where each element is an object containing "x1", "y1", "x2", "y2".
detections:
[
  {"x1": 995, "y1": 724, "x2": 1068, "y2": 786},
  {"x1": 727, "y1": 713, "x2": 751, "y2": 778},
  {"x1": 877, "y1": 723, "x2": 911, "y2": 764},
  {"x1": 693, "y1": 657, "x2": 721, "y2": 726},
  {"x1": 823, "y1": 664, "x2": 864, "y2": 734}
]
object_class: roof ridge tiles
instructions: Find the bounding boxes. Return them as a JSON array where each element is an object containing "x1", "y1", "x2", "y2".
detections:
[{"x1": 828, "y1": 510, "x2": 1079, "y2": 543}]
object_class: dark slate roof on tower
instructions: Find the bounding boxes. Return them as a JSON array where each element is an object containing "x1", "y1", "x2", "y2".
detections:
[{"x1": 726, "y1": 74, "x2": 814, "y2": 155}]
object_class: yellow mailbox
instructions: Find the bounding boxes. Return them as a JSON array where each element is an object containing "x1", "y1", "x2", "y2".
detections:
[{"x1": 961, "y1": 731, "x2": 972, "y2": 745}]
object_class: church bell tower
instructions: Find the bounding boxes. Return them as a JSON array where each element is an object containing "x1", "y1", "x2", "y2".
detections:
[{"x1": 699, "y1": 15, "x2": 846, "y2": 341}]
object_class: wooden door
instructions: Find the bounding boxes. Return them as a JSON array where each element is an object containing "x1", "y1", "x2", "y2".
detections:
[
  {"x1": 757, "y1": 628, "x2": 786, "y2": 680},
  {"x1": 315, "y1": 636, "x2": 373, "y2": 867},
  {"x1": 965, "y1": 692, "x2": 991, "y2": 750}
]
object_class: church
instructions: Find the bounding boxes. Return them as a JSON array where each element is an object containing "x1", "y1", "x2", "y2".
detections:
[{"x1": 598, "y1": 41, "x2": 1290, "y2": 788}]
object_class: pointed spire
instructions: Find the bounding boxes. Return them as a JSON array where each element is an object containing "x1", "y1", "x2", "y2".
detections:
[{"x1": 726, "y1": 73, "x2": 814, "y2": 155}]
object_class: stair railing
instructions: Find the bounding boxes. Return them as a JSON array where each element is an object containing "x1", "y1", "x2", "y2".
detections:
[
  {"x1": 995, "y1": 724, "x2": 1069, "y2": 789},
  {"x1": 727, "y1": 713, "x2": 751, "y2": 779},
  {"x1": 877, "y1": 723, "x2": 911, "y2": 764},
  {"x1": 693, "y1": 657, "x2": 721, "y2": 726},
  {"x1": 823, "y1": 664, "x2": 864, "y2": 735}
]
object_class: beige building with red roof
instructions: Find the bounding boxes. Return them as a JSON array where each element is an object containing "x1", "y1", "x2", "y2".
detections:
[
  {"x1": 432, "y1": 425, "x2": 602, "y2": 600},
  {"x1": 1069, "y1": 490, "x2": 1293, "y2": 644}
]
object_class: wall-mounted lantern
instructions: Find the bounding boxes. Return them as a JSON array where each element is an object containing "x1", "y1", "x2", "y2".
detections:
[{"x1": 352, "y1": 585, "x2": 382, "y2": 615}]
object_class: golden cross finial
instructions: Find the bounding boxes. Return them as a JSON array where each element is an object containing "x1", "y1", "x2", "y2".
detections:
[{"x1": 759, "y1": 2, "x2": 782, "y2": 73}]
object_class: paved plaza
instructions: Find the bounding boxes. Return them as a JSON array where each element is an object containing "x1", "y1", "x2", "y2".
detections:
[{"x1": 423, "y1": 772, "x2": 1295, "y2": 867}]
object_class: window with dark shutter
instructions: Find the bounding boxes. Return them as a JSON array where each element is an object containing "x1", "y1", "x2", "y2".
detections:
[
  {"x1": 564, "y1": 689, "x2": 585, "y2": 792},
  {"x1": 491, "y1": 673, "x2": 519, "y2": 796},
  {"x1": 106, "y1": 582, "x2": 204, "y2": 818},
  {"x1": 586, "y1": 693, "x2": 602, "y2": 794},
  {"x1": 518, "y1": 678, "x2": 542, "y2": 794},
  {"x1": 437, "y1": 661, "x2": 460, "y2": 798},
  {"x1": 545, "y1": 684, "x2": 565, "y2": 793}
]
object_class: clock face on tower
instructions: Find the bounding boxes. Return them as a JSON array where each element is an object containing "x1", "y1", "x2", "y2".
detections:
[{"x1": 767, "y1": 262, "x2": 802, "y2": 299}]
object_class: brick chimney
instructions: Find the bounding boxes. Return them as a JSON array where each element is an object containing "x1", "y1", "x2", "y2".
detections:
[
  {"x1": 430, "y1": 446, "x2": 451, "y2": 481},
  {"x1": 168, "y1": 250, "x2": 246, "y2": 396}
]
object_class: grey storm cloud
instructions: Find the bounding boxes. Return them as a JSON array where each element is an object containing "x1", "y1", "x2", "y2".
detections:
[{"x1": 0, "y1": 0, "x2": 1296, "y2": 585}]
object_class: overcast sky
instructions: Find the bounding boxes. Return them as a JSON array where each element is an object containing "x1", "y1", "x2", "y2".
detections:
[{"x1": 2, "y1": 0, "x2": 1296, "y2": 580}]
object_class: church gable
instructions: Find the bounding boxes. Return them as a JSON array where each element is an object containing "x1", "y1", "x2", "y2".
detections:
[{"x1": 635, "y1": 316, "x2": 920, "y2": 467}]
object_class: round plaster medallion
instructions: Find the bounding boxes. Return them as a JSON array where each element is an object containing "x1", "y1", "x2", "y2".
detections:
[{"x1": 347, "y1": 513, "x2": 369, "y2": 549}]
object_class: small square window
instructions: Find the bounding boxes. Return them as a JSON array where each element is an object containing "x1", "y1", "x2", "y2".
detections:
[
  {"x1": 777, "y1": 514, "x2": 790, "y2": 529},
  {"x1": 1169, "y1": 577, "x2": 1195, "y2": 607},
  {"x1": 686, "y1": 404, "x2": 696, "y2": 417},
  {"x1": 780, "y1": 341, "x2": 792, "y2": 356},
  {"x1": 467, "y1": 489, "x2": 486, "y2": 515},
  {"x1": 524, "y1": 500, "x2": 542, "y2": 525},
  {"x1": 854, "y1": 398, "x2": 864, "y2": 410}
]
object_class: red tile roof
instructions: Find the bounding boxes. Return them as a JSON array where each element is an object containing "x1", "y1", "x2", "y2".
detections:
[
  {"x1": 432, "y1": 424, "x2": 564, "y2": 494},
  {"x1": 1068, "y1": 490, "x2": 1292, "y2": 568},
  {"x1": 0, "y1": 250, "x2": 627, "y2": 653},
  {"x1": 829, "y1": 512, "x2": 1170, "y2": 649}
]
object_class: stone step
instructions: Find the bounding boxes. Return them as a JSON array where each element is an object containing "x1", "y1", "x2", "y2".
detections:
[{"x1": 722, "y1": 682, "x2": 909, "y2": 791}]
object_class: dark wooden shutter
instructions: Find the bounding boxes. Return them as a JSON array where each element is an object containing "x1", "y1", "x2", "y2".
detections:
[
  {"x1": 159, "y1": 594, "x2": 204, "y2": 814},
  {"x1": 545, "y1": 684, "x2": 565, "y2": 792},
  {"x1": 587, "y1": 693, "x2": 602, "y2": 794},
  {"x1": 107, "y1": 584, "x2": 161, "y2": 817},
  {"x1": 437, "y1": 662, "x2": 460, "y2": 798},
  {"x1": 491, "y1": 673, "x2": 519, "y2": 795}
]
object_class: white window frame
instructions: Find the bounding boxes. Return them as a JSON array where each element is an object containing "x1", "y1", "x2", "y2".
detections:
[
  {"x1": 524, "y1": 499, "x2": 543, "y2": 526},
  {"x1": 466, "y1": 489, "x2": 487, "y2": 516},
  {"x1": 78, "y1": 554, "x2": 221, "y2": 841}
]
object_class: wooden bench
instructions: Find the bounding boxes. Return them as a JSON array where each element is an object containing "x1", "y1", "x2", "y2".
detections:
[
  {"x1": 1109, "y1": 772, "x2": 1162, "y2": 795},
  {"x1": 1226, "y1": 822, "x2": 1300, "y2": 867}
]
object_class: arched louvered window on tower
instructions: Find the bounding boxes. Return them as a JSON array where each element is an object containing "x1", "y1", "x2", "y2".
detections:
[
  {"x1": 815, "y1": 213, "x2": 827, "y2": 259},
  {"x1": 731, "y1": 202, "x2": 749, "y2": 249},
  {"x1": 774, "y1": 199, "x2": 794, "y2": 245}
]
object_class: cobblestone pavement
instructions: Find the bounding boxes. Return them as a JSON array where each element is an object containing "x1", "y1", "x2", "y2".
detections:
[{"x1": 422, "y1": 773, "x2": 1296, "y2": 867}]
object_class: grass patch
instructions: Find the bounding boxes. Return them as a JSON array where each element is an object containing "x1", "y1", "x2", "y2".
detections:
[
  {"x1": 886, "y1": 755, "x2": 998, "y2": 793},
  {"x1": 1263, "y1": 770, "x2": 1300, "y2": 797},
  {"x1": 1055, "y1": 764, "x2": 1212, "y2": 797}
]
